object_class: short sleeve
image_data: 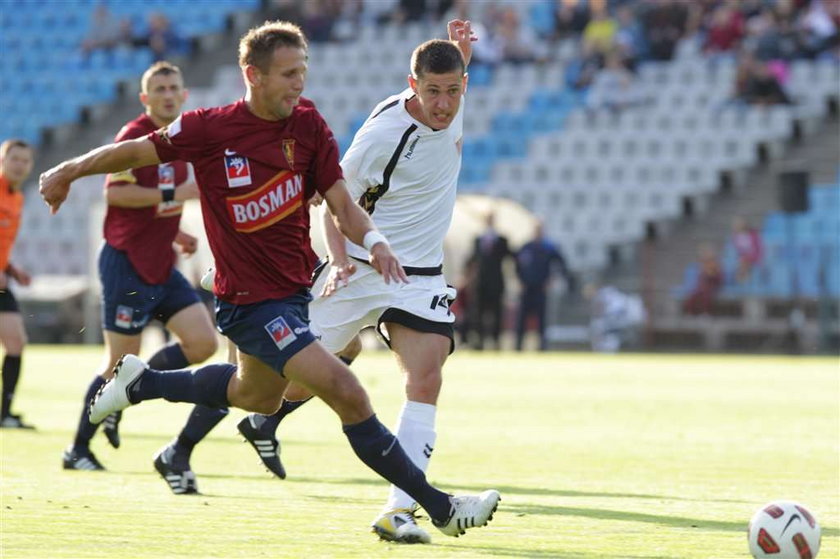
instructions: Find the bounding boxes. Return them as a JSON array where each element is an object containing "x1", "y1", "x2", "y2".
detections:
[
  {"x1": 107, "y1": 121, "x2": 151, "y2": 187},
  {"x1": 339, "y1": 122, "x2": 388, "y2": 201},
  {"x1": 309, "y1": 112, "x2": 343, "y2": 195},
  {"x1": 147, "y1": 110, "x2": 206, "y2": 164}
]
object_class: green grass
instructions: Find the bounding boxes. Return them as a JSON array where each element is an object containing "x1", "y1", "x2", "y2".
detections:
[{"x1": 1, "y1": 346, "x2": 838, "y2": 558}]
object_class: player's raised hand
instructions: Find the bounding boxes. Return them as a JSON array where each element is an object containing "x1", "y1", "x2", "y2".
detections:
[
  {"x1": 448, "y1": 19, "x2": 476, "y2": 66},
  {"x1": 321, "y1": 260, "x2": 357, "y2": 297},
  {"x1": 368, "y1": 243, "x2": 409, "y2": 286},
  {"x1": 39, "y1": 165, "x2": 73, "y2": 214}
]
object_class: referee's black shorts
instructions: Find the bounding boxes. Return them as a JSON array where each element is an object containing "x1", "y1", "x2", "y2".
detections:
[{"x1": 0, "y1": 288, "x2": 20, "y2": 313}]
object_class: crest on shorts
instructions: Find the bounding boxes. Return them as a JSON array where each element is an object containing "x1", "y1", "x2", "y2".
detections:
[
  {"x1": 115, "y1": 305, "x2": 134, "y2": 329},
  {"x1": 282, "y1": 139, "x2": 295, "y2": 169},
  {"x1": 265, "y1": 315, "x2": 297, "y2": 351}
]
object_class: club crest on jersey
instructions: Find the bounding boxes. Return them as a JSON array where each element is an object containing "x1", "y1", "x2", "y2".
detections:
[
  {"x1": 224, "y1": 150, "x2": 252, "y2": 188},
  {"x1": 282, "y1": 139, "x2": 295, "y2": 168},
  {"x1": 264, "y1": 315, "x2": 297, "y2": 351},
  {"x1": 225, "y1": 170, "x2": 303, "y2": 233},
  {"x1": 115, "y1": 305, "x2": 134, "y2": 329}
]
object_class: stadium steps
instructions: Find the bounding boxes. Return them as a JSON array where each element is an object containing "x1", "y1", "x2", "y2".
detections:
[{"x1": 633, "y1": 114, "x2": 840, "y2": 353}]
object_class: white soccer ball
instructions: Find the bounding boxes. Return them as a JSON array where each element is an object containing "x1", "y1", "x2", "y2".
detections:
[{"x1": 748, "y1": 501, "x2": 821, "y2": 559}]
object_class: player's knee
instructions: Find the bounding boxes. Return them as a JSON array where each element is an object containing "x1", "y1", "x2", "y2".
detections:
[
  {"x1": 182, "y1": 336, "x2": 218, "y2": 364},
  {"x1": 233, "y1": 392, "x2": 282, "y2": 415}
]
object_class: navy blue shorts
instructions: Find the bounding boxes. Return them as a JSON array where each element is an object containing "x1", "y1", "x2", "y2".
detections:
[
  {"x1": 0, "y1": 288, "x2": 19, "y2": 313},
  {"x1": 215, "y1": 290, "x2": 317, "y2": 376},
  {"x1": 99, "y1": 243, "x2": 200, "y2": 335}
]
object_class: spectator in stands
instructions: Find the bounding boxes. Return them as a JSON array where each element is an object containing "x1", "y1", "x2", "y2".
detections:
[
  {"x1": 495, "y1": 5, "x2": 546, "y2": 64},
  {"x1": 582, "y1": 0, "x2": 617, "y2": 56},
  {"x1": 136, "y1": 12, "x2": 185, "y2": 62},
  {"x1": 469, "y1": 211, "x2": 512, "y2": 350},
  {"x1": 0, "y1": 139, "x2": 35, "y2": 429},
  {"x1": 731, "y1": 216, "x2": 763, "y2": 283},
  {"x1": 514, "y1": 221, "x2": 571, "y2": 351},
  {"x1": 300, "y1": 0, "x2": 340, "y2": 43},
  {"x1": 551, "y1": 0, "x2": 591, "y2": 41},
  {"x1": 587, "y1": 50, "x2": 645, "y2": 112},
  {"x1": 799, "y1": 0, "x2": 839, "y2": 58},
  {"x1": 735, "y1": 53, "x2": 792, "y2": 105},
  {"x1": 614, "y1": 3, "x2": 646, "y2": 66},
  {"x1": 584, "y1": 281, "x2": 646, "y2": 353},
  {"x1": 703, "y1": 3, "x2": 745, "y2": 54},
  {"x1": 682, "y1": 243, "x2": 723, "y2": 316},
  {"x1": 639, "y1": 0, "x2": 689, "y2": 61},
  {"x1": 81, "y1": 4, "x2": 126, "y2": 54}
]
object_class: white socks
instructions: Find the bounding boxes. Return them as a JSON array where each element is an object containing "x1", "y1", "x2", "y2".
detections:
[{"x1": 384, "y1": 400, "x2": 437, "y2": 512}]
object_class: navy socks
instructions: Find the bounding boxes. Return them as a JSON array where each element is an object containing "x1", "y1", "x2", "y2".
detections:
[
  {"x1": 73, "y1": 376, "x2": 106, "y2": 450},
  {"x1": 130, "y1": 363, "x2": 235, "y2": 409},
  {"x1": 343, "y1": 414, "x2": 450, "y2": 522},
  {"x1": 147, "y1": 343, "x2": 189, "y2": 371},
  {"x1": 175, "y1": 405, "x2": 229, "y2": 454},
  {"x1": 1, "y1": 355, "x2": 21, "y2": 418}
]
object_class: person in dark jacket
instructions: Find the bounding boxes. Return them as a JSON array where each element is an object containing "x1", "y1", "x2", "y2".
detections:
[{"x1": 514, "y1": 221, "x2": 571, "y2": 351}]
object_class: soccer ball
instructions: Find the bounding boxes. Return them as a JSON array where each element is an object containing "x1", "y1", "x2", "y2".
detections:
[{"x1": 748, "y1": 501, "x2": 821, "y2": 559}]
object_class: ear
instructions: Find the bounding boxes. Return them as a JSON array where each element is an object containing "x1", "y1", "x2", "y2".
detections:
[
  {"x1": 139, "y1": 92, "x2": 148, "y2": 106},
  {"x1": 181, "y1": 88, "x2": 189, "y2": 103},
  {"x1": 462, "y1": 73, "x2": 469, "y2": 94},
  {"x1": 408, "y1": 74, "x2": 418, "y2": 94},
  {"x1": 244, "y1": 65, "x2": 262, "y2": 88}
]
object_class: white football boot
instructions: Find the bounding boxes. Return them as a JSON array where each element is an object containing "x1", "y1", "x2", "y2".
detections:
[
  {"x1": 433, "y1": 490, "x2": 501, "y2": 537},
  {"x1": 89, "y1": 354, "x2": 147, "y2": 424}
]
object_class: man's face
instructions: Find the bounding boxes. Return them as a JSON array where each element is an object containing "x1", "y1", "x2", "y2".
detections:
[
  {"x1": 409, "y1": 70, "x2": 466, "y2": 129},
  {"x1": 141, "y1": 73, "x2": 187, "y2": 124},
  {"x1": 253, "y1": 46, "x2": 307, "y2": 120},
  {"x1": 0, "y1": 146, "x2": 34, "y2": 186}
]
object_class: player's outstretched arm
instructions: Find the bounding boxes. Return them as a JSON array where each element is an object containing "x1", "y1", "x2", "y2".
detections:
[
  {"x1": 39, "y1": 138, "x2": 161, "y2": 214},
  {"x1": 323, "y1": 179, "x2": 408, "y2": 285}
]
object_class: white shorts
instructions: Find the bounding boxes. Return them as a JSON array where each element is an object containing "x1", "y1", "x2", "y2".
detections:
[{"x1": 309, "y1": 263, "x2": 456, "y2": 354}]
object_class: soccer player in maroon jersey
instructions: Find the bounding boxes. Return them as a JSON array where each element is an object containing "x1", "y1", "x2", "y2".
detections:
[
  {"x1": 60, "y1": 63, "x2": 223, "y2": 488},
  {"x1": 40, "y1": 21, "x2": 499, "y2": 538}
]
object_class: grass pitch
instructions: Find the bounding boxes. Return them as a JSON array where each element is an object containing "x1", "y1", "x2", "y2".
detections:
[{"x1": 1, "y1": 346, "x2": 838, "y2": 558}]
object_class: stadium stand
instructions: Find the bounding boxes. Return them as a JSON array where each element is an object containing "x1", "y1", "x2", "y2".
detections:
[
  {"x1": 8, "y1": 0, "x2": 840, "y2": 352},
  {"x1": 0, "y1": 0, "x2": 257, "y2": 146}
]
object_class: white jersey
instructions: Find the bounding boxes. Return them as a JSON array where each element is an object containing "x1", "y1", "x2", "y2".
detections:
[{"x1": 340, "y1": 88, "x2": 464, "y2": 268}]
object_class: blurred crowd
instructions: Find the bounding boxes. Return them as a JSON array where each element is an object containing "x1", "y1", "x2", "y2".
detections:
[
  {"x1": 80, "y1": 4, "x2": 187, "y2": 62},
  {"x1": 263, "y1": 0, "x2": 838, "y2": 111}
]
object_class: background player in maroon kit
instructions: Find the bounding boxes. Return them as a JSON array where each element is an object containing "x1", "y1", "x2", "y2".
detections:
[
  {"x1": 61, "y1": 63, "x2": 221, "y2": 491},
  {"x1": 41, "y1": 21, "x2": 499, "y2": 538}
]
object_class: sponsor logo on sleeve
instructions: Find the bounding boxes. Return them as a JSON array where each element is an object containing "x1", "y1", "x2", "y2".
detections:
[
  {"x1": 224, "y1": 151, "x2": 252, "y2": 188},
  {"x1": 225, "y1": 170, "x2": 303, "y2": 233},
  {"x1": 265, "y1": 315, "x2": 298, "y2": 351}
]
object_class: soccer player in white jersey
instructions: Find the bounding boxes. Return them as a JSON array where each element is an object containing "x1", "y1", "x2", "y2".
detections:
[{"x1": 237, "y1": 20, "x2": 475, "y2": 544}]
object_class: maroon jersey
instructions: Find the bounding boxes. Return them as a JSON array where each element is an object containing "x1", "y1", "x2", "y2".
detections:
[
  {"x1": 148, "y1": 98, "x2": 342, "y2": 304},
  {"x1": 104, "y1": 114, "x2": 189, "y2": 284}
]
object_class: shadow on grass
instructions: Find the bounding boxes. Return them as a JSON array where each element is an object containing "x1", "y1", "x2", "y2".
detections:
[
  {"x1": 435, "y1": 544, "x2": 676, "y2": 558},
  {"x1": 505, "y1": 503, "x2": 840, "y2": 537}
]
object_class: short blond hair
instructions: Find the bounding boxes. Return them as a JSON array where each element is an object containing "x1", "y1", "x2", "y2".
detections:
[
  {"x1": 0, "y1": 139, "x2": 33, "y2": 159},
  {"x1": 238, "y1": 20, "x2": 307, "y2": 73},
  {"x1": 140, "y1": 61, "x2": 183, "y2": 94}
]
